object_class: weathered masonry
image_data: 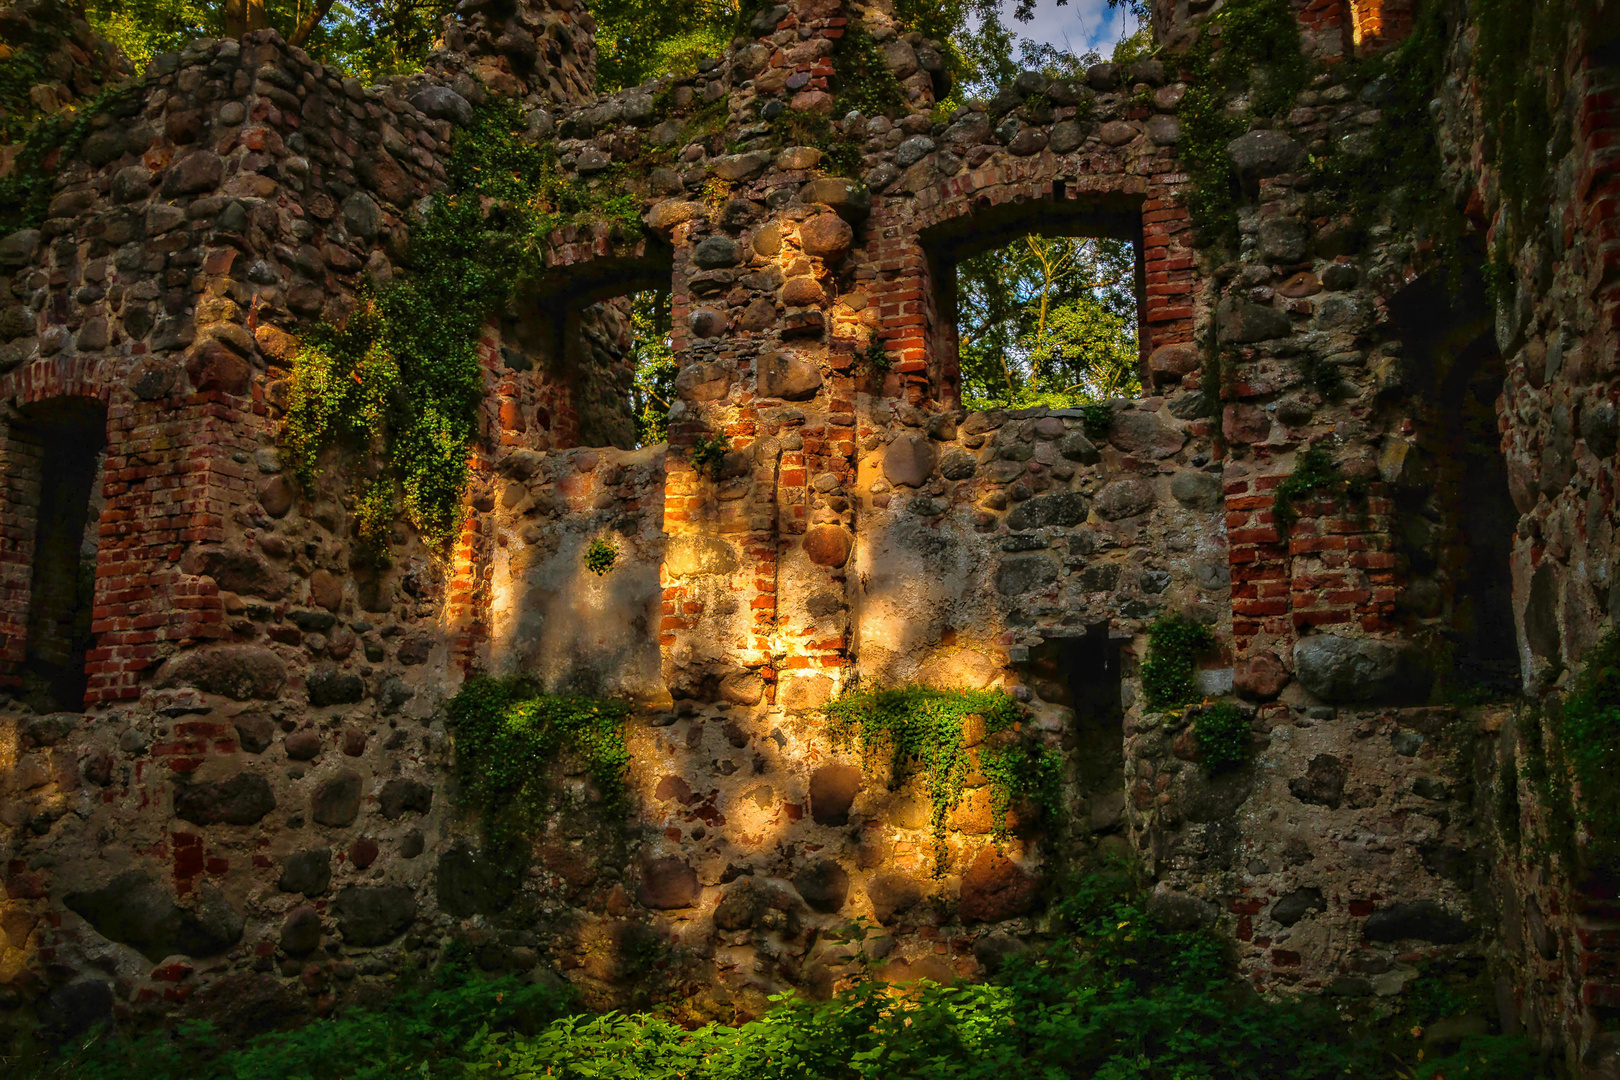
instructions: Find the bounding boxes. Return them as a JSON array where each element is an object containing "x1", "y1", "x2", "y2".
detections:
[{"x1": 1, "y1": 0, "x2": 1619, "y2": 1074}]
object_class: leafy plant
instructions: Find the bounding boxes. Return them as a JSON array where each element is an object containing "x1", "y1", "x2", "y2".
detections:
[
  {"x1": 447, "y1": 676, "x2": 633, "y2": 840},
  {"x1": 1193, "y1": 702, "x2": 1250, "y2": 772},
  {"x1": 1272, "y1": 445, "x2": 1368, "y2": 537},
  {"x1": 584, "y1": 536, "x2": 619, "y2": 576},
  {"x1": 1141, "y1": 615, "x2": 1216, "y2": 709},
  {"x1": 862, "y1": 336, "x2": 892, "y2": 372},
  {"x1": 689, "y1": 430, "x2": 731, "y2": 481},
  {"x1": 1556, "y1": 629, "x2": 1620, "y2": 871},
  {"x1": 823, "y1": 686, "x2": 1056, "y2": 875}
]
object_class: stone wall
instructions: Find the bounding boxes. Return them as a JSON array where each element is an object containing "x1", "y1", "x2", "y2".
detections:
[{"x1": 0, "y1": 0, "x2": 1617, "y2": 1073}]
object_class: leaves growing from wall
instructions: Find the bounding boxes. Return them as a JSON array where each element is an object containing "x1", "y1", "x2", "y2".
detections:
[{"x1": 1140, "y1": 615, "x2": 1215, "y2": 709}]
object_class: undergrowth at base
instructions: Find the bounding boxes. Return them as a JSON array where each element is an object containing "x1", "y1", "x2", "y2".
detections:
[
  {"x1": 1141, "y1": 615, "x2": 1216, "y2": 709},
  {"x1": 17, "y1": 866, "x2": 1545, "y2": 1080},
  {"x1": 280, "y1": 101, "x2": 644, "y2": 550},
  {"x1": 823, "y1": 686, "x2": 1059, "y2": 876},
  {"x1": 446, "y1": 676, "x2": 632, "y2": 840}
]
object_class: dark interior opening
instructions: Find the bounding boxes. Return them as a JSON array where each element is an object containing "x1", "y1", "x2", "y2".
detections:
[
  {"x1": 20, "y1": 397, "x2": 106, "y2": 712},
  {"x1": 1024, "y1": 627, "x2": 1127, "y2": 838}
]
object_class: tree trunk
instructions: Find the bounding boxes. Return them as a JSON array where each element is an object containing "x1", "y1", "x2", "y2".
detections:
[
  {"x1": 225, "y1": 0, "x2": 270, "y2": 39},
  {"x1": 290, "y1": 0, "x2": 339, "y2": 46}
]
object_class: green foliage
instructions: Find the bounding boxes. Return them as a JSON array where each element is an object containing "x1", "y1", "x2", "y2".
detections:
[
  {"x1": 823, "y1": 686, "x2": 1055, "y2": 875},
  {"x1": 0, "y1": 87, "x2": 124, "y2": 232},
  {"x1": 629, "y1": 290, "x2": 676, "y2": 446},
  {"x1": 1193, "y1": 702, "x2": 1250, "y2": 772},
  {"x1": 589, "y1": 0, "x2": 741, "y2": 91},
  {"x1": 1079, "y1": 401, "x2": 1116, "y2": 435},
  {"x1": 1556, "y1": 629, "x2": 1620, "y2": 870},
  {"x1": 957, "y1": 235, "x2": 1140, "y2": 410},
  {"x1": 767, "y1": 108, "x2": 864, "y2": 177},
  {"x1": 1273, "y1": 445, "x2": 1368, "y2": 537},
  {"x1": 1295, "y1": 350, "x2": 1347, "y2": 401},
  {"x1": 832, "y1": 24, "x2": 909, "y2": 119},
  {"x1": 863, "y1": 336, "x2": 891, "y2": 372},
  {"x1": 585, "y1": 536, "x2": 619, "y2": 576},
  {"x1": 1174, "y1": 0, "x2": 1308, "y2": 244},
  {"x1": 281, "y1": 100, "x2": 644, "y2": 552},
  {"x1": 19, "y1": 960, "x2": 572, "y2": 1080},
  {"x1": 447, "y1": 676, "x2": 633, "y2": 840},
  {"x1": 351, "y1": 479, "x2": 397, "y2": 568},
  {"x1": 688, "y1": 430, "x2": 730, "y2": 481},
  {"x1": 1141, "y1": 616, "x2": 1216, "y2": 709}
]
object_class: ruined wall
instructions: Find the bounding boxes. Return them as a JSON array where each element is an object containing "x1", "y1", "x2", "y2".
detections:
[{"x1": 0, "y1": 0, "x2": 1616, "y2": 1073}]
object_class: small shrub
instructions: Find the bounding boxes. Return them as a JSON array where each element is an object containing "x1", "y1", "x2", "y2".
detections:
[
  {"x1": 584, "y1": 536, "x2": 619, "y2": 576},
  {"x1": 1193, "y1": 702, "x2": 1250, "y2": 772},
  {"x1": 689, "y1": 431, "x2": 730, "y2": 480},
  {"x1": 1141, "y1": 616, "x2": 1216, "y2": 709},
  {"x1": 1079, "y1": 401, "x2": 1116, "y2": 435}
]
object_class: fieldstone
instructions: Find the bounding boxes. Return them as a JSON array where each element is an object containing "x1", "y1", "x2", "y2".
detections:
[
  {"x1": 1363, "y1": 901, "x2": 1474, "y2": 944},
  {"x1": 1094, "y1": 477, "x2": 1156, "y2": 520},
  {"x1": 883, "y1": 433, "x2": 937, "y2": 487},
  {"x1": 1217, "y1": 298, "x2": 1292, "y2": 343},
  {"x1": 1059, "y1": 431, "x2": 1101, "y2": 463},
  {"x1": 0, "y1": 228, "x2": 41, "y2": 267},
  {"x1": 181, "y1": 545, "x2": 287, "y2": 598},
  {"x1": 350, "y1": 838, "x2": 380, "y2": 869},
  {"x1": 794, "y1": 859, "x2": 850, "y2": 913},
  {"x1": 278, "y1": 849, "x2": 332, "y2": 896},
  {"x1": 130, "y1": 358, "x2": 178, "y2": 400},
  {"x1": 692, "y1": 235, "x2": 740, "y2": 269},
  {"x1": 1222, "y1": 404, "x2": 1272, "y2": 444},
  {"x1": 1525, "y1": 562, "x2": 1561, "y2": 659},
  {"x1": 1293, "y1": 634, "x2": 1429, "y2": 703},
  {"x1": 896, "y1": 135, "x2": 936, "y2": 167},
  {"x1": 868, "y1": 872, "x2": 924, "y2": 925},
  {"x1": 738, "y1": 297, "x2": 778, "y2": 331},
  {"x1": 1108, "y1": 411, "x2": 1187, "y2": 458},
  {"x1": 1289, "y1": 754, "x2": 1348, "y2": 810},
  {"x1": 720, "y1": 671, "x2": 765, "y2": 705},
  {"x1": 174, "y1": 772, "x2": 276, "y2": 826},
  {"x1": 995, "y1": 553, "x2": 1058, "y2": 594},
  {"x1": 801, "y1": 212, "x2": 855, "y2": 262},
  {"x1": 715, "y1": 880, "x2": 767, "y2": 930},
  {"x1": 185, "y1": 341, "x2": 251, "y2": 395},
  {"x1": 309, "y1": 569, "x2": 342, "y2": 611},
  {"x1": 437, "y1": 844, "x2": 523, "y2": 916},
  {"x1": 638, "y1": 855, "x2": 700, "y2": 909},
  {"x1": 689, "y1": 307, "x2": 727, "y2": 337},
  {"x1": 810, "y1": 764, "x2": 861, "y2": 825},
  {"x1": 308, "y1": 665, "x2": 364, "y2": 707},
  {"x1": 378, "y1": 778, "x2": 433, "y2": 819},
  {"x1": 1006, "y1": 492, "x2": 1087, "y2": 531},
  {"x1": 311, "y1": 769, "x2": 362, "y2": 827},
  {"x1": 803, "y1": 525, "x2": 852, "y2": 567},
  {"x1": 1099, "y1": 121, "x2": 1136, "y2": 146},
  {"x1": 800, "y1": 177, "x2": 872, "y2": 219},
  {"x1": 284, "y1": 730, "x2": 322, "y2": 761},
  {"x1": 1147, "y1": 115, "x2": 1181, "y2": 145},
  {"x1": 1170, "y1": 470, "x2": 1223, "y2": 512},
  {"x1": 1227, "y1": 129, "x2": 1306, "y2": 178},
  {"x1": 664, "y1": 535, "x2": 739, "y2": 577},
  {"x1": 342, "y1": 191, "x2": 382, "y2": 241},
  {"x1": 1087, "y1": 63, "x2": 1122, "y2": 90},
  {"x1": 1235, "y1": 651, "x2": 1289, "y2": 700},
  {"x1": 1259, "y1": 218, "x2": 1310, "y2": 263},
  {"x1": 232, "y1": 714, "x2": 274, "y2": 754},
  {"x1": 280, "y1": 904, "x2": 322, "y2": 954},
  {"x1": 782, "y1": 275, "x2": 825, "y2": 307},
  {"x1": 941, "y1": 450, "x2": 977, "y2": 480},
  {"x1": 1272, "y1": 887, "x2": 1325, "y2": 926},
  {"x1": 158, "y1": 646, "x2": 286, "y2": 700},
  {"x1": 646, "y1": 200, "x2": 703, "y2": 231},
  {"x1": 161, "y1": 151, "x2": 223, "y2": 195},
  {"x1": 410, "y1": 85, "x2": 473, "y2": 125},
  {"x1": 332, "y1": 886, "x2": 416, "y2": 946},
  {"x1": 43, "y1": 978, "x2": 115, "y2": 1038},
  {"x1": 673, "y1": 360, "x2": 732, "y2": 402},
  {"x1": 751, "y1": 3, "x2": 790, "y2": 33},
  {"x1": 65, "y1": 872, "x2": 243, "y2": 961},
  {"x1": 1147, "y1": 889, "x2": 1217, "y2": 930},
  {"x1": 757, "y1": 351, "x2": 823, "y2": 400},
  {"x1": 959, "y1": 848, "x2": 1039, "y2": 922},
  {"x1": 944, "y1": 112, "x2": 993, "y2": 147},
  {"x1": 710, "y1": 151, "x2": 772, "y2": 181}
]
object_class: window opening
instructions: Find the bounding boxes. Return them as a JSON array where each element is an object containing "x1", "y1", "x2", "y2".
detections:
[{"x1": 18, "y1": 397, "x2": 106, "y2": 712}]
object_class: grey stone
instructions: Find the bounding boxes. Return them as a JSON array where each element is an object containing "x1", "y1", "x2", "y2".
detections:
[
  {"x1": 692, "y1": 235, "x2": 740, "y2": 269},
  {"x1": 378, "y1": 778, "x2": 433, "y2": 819},
  {"x1": 1293, "y1": 634, "x2": 1430, "y2": 704},
  {"x1": 342, "y1": 191, "x2": 382, "y2": 241},
  {"x1": 883, "y1": 433, "x2": 937, "y2": 487},
  {"x1": 1363, "y1": 901, "x2": 1474, "y2": 944},
  {"x1": 1259, "y1": 218, "x2": 1310, "y2": 263},
  {"x1": 158, "y1": 646, "x2": 286, "y2": 700},
  {"x1": 65, "y1": 872, "x2": 243, "y2": 961},
  {"x1": 311, "y1": 768, "x2": 362, "y2": 827},
  {"x1": 409, "y1": 86, "x2": 473, "y2": 125},
  {"x1": 995, "y1": 553, "x2": 1058, "y2": 595},
  {"x1": 1217, "y1": 297, "x2": 1292, "y2": 343},
  {"x1": 940, "y1": 450, "x2": 977, "y2": 480},
  {"x1": 711, "y1": 151, "x2": 773, "y2": 181},
  {"x1": 1272, "y1": 887, "x2": 1325, "y2": 926},
  {"x1": 332, "y1": 886, "x2": 417, "y2": 946},
  {"x1": 174, "y1": 772, "x2": 276, "y2": 826},
  {"x1": 278, "y1": 849, "x2": 332, "y2": 896},
  {"x1": 0, "y1": 228, "x2": 40, "y2": 267},
  {"x1": 896, "y1": 135, "x2": 935, "y2": 167},
  {"x1": 1147, "y1": 890, "x2": 1217, "y2": 931},
  {"x1": 1059, "y1": 431, "x2": 1101, "y2": 463},
  {"x1": 1227, "y1": 129, "x2": 1306, "y2": 178},
  {"x1": 1170, "y1": 470, "x2": 1223, "y2": 512},
  {"x1": 1289, "y1": 754, "x2": 1348, "y2": 809},
  {"x1": 1006, "y1": 492, "x2": 1087, "y2": 531},
  {"x1": 1094, "y1": 478, "x2": 1156, "y2": 520},
  {"x1": 757, "y1": 351, "x2": 823, "y2": 400},
  {"x1": 793, "y1": 859, "x2": 849, "y2": 913},
  {"x1": 1525, "y1": 562, "x2": 1561, "y2": 659},
  {"x1": 280, "y1": 904, "x2": 322, "y2": 954},
  {"x1": 308, "y1": 665, "x2": 364, "y2": 707}
]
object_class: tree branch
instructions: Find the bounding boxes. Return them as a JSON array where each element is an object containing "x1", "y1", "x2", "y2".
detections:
[{"x1": 290, "y1": 0, "x2": 339, "y2": 46}]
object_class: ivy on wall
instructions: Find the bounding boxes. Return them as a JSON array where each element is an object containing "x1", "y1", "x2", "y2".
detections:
[
  {"x1": 280, "y1": 101, "x2": 644, "y2": 552},
  {"x1": 824, "y1": 686, "x2": 1060, "y2": 875},
  {"x1": 1140, "y1": 616, "x2": 1215, "y2": 709}
]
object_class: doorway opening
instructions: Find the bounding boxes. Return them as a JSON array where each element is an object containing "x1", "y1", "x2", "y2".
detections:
[{"x1": 1024, "y1": 626, "x2": 1127, "y2": 842}]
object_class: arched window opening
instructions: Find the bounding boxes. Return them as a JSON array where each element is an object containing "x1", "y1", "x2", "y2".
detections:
[{"x1": 5, "y1": 397, "x2": 108, "y2": 712}]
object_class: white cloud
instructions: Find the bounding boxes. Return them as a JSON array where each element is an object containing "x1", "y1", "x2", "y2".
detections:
[{"x1": 994, "y1": 0, "x2": 1141, "y2": 59}]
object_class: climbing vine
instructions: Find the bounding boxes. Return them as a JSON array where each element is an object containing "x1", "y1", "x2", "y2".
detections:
[
  {"x1": 824, "y1": 685, "x2": 1060, "y2": 875},
  {"x1": 447, "y1": 676, "x2": 633, "y2": 840},
  {"x1": 1140, "y1": 616, "x2": 1216, "y2": 709},
  {"x1": 1272, "y1": 445, "x2": 1368, "y2": 537},
  {"x1": 280, "y1": 100, "x2": 645, "y2": 550}
]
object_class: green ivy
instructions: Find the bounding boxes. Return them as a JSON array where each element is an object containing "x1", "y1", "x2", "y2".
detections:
[
  {"x1": 1556, "y1": 630, "x2": 1620, "y2": 871},
  {"x1": 831, "y1": 25, "x2": 910, "y2": 120},
  {"x1": 823, "y1": 685, "x2": 1058, "y2": 875},
  {"x1": 1192, "y1": 702, "x2": 1249, "y2": 773},
  {"x1": 585, "y1": 536, "x2": 619, "y2": 576},
  {"x1": 1272, "y1": 445, "x2": 1368, "y2": 537},
  {"x1": 688, "y1": 430, "x2": 730, "y2": 480},
  {"x1": 447, "y1": 675, "x2": 633, "y2": 841},
  {"x1": 280, "y1": 100, "x2": 645, "y2": 551},
  {"x1": 1141, "y1": 616, "x2": 1216, "y2": 709}
]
